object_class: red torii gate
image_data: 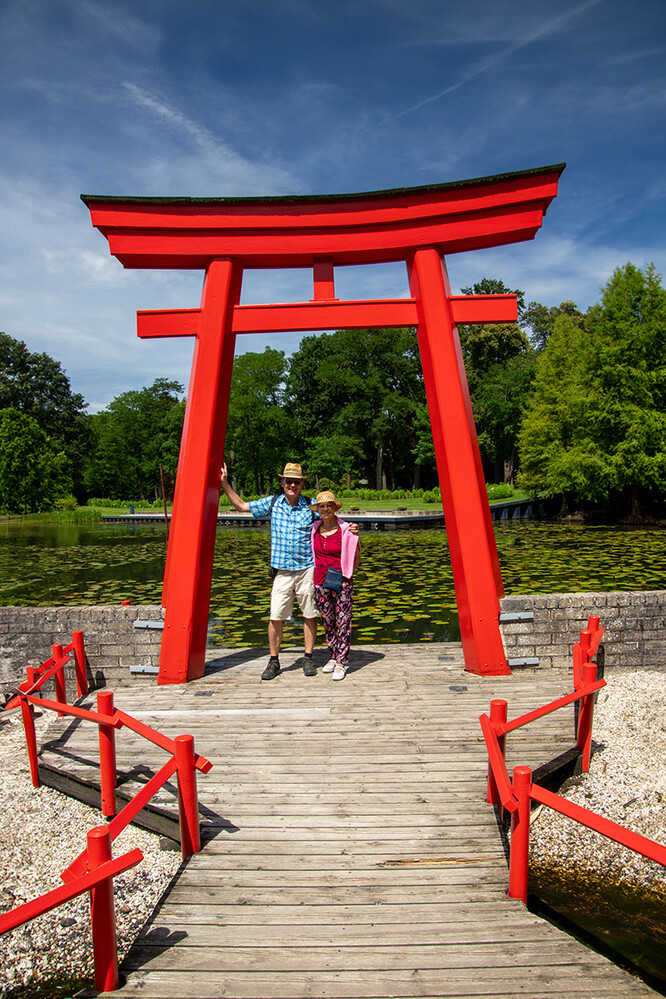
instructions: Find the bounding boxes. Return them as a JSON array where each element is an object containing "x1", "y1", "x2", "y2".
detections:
[{"x1": 83, "y1": 162, "x2": 564, "y2": 684}]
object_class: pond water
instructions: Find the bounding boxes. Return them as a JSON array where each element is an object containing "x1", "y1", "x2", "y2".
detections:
[{"x1": 1, "y1": 519, "x2": 666, "y2": 648}]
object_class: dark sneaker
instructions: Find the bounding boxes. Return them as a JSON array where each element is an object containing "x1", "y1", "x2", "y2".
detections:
[
  {"x1": 261, "y1": 659, "x2": 281, "y2": 680},
  {"x1": 302, "y1": 656, "x2": 317, "y2": 677}
]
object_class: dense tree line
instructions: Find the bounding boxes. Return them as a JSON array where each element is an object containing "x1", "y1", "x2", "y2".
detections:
[
  {"x1": 518, "y1": 263, "x2": 666, "y2": 519},
  {"x1": 0, "y1": 333, "x2": 89, "y2": 511},
  {"x1": 1, "y1": 261, "x2": 664, "y2": 518}
]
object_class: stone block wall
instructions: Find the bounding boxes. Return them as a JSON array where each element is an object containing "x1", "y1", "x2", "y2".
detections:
[
  {"x1": 500, "y1": 590, "x2": 666, "y2": 670},
  {"x1": 1, "y1": 591, "x2": 664, "y2": 700},
  {"x1": 0, "y1": 605, "x2": 164, "y2": 702}
]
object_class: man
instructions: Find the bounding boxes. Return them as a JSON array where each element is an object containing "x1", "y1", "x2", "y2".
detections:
[{"x1": 219, "y1": 461, "x2": 320, "y2": 680}]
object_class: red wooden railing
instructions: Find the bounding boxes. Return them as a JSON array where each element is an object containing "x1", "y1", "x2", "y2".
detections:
[
  {"x1": 5, "y1": 630, "x2": 88, "y2": 715},
  {"x1": 1, "y1": 635, "x2": 212, "y2": 991},
  {"x1": 481, "y1": 615, "x2": 666, "y2": 902}
]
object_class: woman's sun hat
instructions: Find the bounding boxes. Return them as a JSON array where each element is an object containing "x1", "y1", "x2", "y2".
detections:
[{"x1": 311, "y1": 490, "x2": 342, "y2": 511}]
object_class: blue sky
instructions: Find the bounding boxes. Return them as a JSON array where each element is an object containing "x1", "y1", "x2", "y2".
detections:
[{"x1": 1, "y1": 0, "x2": 665, "y2": 411}]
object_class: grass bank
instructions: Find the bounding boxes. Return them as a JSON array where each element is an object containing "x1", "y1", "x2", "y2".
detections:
[{"x1": 0, "y1": 484, "x2": 530, "y2": 524}]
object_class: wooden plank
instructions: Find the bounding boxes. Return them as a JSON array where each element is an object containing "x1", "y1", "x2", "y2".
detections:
[
  {"x1": 108, "y1": 969, "x2": 646, "y2": 999},
  {"x1": 119, "y1": 940, "x2": 646, "y2": 972}
]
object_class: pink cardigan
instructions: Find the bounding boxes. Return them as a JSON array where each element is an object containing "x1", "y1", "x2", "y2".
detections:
[{"x1": 310, "y1": 519, "x2": 360, "y2": 579}]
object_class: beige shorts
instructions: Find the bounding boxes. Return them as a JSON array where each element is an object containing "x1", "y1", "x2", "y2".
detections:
[{"x1": 269, "y1": 566, "x2": 317, "y2": 621}]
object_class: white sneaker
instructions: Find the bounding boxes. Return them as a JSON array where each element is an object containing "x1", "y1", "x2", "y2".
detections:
[
  {"x1": 332, "y1": 664, "x2": 347, "y2": 681},
  {"x1": 322, "y1": 659, "x2": 337, "y2": 673}
]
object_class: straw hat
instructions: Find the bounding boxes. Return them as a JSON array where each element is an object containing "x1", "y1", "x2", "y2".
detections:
[
  {"x1": 311, "y1": 490, "x2": 342, "y2": 511},
  {"x1": 280, "y1": 462, "x2": 305, "y2": 480}
]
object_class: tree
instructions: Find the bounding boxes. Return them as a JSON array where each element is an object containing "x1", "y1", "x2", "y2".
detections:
[
  {"x1": 305, "y1": 433, "x2": 365, "y2": 490},
  {"x1": 0, "y1": 409, "x2": 71, "y2": 513},
  {"x1": 0, "y1": 332, "x2": 89, "y2": 498},
  {"x1": 459, "y1": 278, "x2": 529, "y2": 392},
  {"x1": 285, "y1": 328, "x2": 427, "y2": 489},
  {"x1": 522, "y1": 300, "x2": 585, "y2": 350},
  {"x1": 586, "y1": 263, "x2": 666, "y2": 517},
  {"x1": 457, "y1": 279, "x2": 533, "y2": 481},
  {"x1": 518, "y1": 263, "x2": 666, "y2": 518},
  {"x1": 84, "y1": 379, "x2": 185, "y2": 499},
  {"x1": 472, "y1": 353, "x2": 537, "y2": 483},
  {"x1": 225, "y1": 348, "x2": 288, "y2": 495},
  {"x1": 517, "y1": 313, "x2": 597, "y2": 512}
]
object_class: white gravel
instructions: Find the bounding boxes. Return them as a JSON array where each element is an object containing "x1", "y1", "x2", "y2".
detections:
[
  {"x1": 530, "y1": 670, "x2": 666, "y2": 890},
  {"x1": 0, "y1": 707, "x2": 181, "y2": 994}
]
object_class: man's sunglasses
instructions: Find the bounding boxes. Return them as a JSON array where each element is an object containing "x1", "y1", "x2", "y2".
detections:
[{"x1": 284, "y1": 478, "x2": 302, "y2": 486}]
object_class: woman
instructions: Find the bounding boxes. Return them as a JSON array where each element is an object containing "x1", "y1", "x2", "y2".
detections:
[{"x1": 310, "y1": 490, "x2": 361, "y2": 680}]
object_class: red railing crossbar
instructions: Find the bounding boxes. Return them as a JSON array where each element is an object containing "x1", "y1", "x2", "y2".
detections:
[
  {"x1": 113, "y1": 708, "x2": 213, "y2": 773},
  {"x1": 5, "y1": 655, "x2": 70, "y2": 710},
  {"x1": 498, "y1": 678, "x2": 606, "y2": 735},
  {"x1": 61, "y1": 756, "x2": 179, "y2": 883},
  {"x1": 19, "y1": 692, "x2": 124, "y2": 727},
  {"x1": 4, "y1": 630, "x2": 88, "y2": 711},
  {"x1": 0, "y1": 847, "x2": 143, "y2": 933},
  {"x1": 532, "y1": 783, "x2": 666, "y2": 867},
  {"x1": 479, "y1": 713, "x2": 517, "y2": 813}
]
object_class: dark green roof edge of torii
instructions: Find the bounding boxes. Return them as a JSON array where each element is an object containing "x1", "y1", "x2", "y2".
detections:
[{"x1": 81, "y1": 162, "x2": 566, "y2": 208}]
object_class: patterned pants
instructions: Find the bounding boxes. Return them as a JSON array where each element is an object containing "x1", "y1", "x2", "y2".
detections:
[{"x1": 314, "y1": 580, "x2": 354, "y2": 665}]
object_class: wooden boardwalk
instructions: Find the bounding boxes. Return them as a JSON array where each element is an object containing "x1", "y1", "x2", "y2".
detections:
[{"x1": 39, "y1": 643, "x2": 656, "y2": 998}]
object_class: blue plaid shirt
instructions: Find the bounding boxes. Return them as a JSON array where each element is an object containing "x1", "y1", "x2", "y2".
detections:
[{"x1": 249, "y1": 493, "x2": 317, "y2": 571}]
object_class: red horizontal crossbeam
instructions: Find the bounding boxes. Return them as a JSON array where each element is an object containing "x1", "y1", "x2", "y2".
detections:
[
  {"x1": 103, "y1": 207, "x2": 546, "y2": 269},
  {"x1": 83, "y1": 164, "x2": 564, "y2": 269},
  {"x1": 137, "y1": 294, "x2": 518, "y2": 339}
]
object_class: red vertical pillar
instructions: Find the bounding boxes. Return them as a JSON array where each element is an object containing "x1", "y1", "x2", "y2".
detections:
[
  {"x1": 408, "y1": 248, "x2": 508, "y2": 675},
  {"x1": 97, "y1": 690, "x2": 117, "y2": 817},
  {"x1": 175, "y1": 733, "x2": 201, "y2": 857},
  {"x1": 158, "y1": 259, "x2": 241, "y2": 683},
  {"x1": 88, "y1": 825, "x2": 119, "y2": 991}
]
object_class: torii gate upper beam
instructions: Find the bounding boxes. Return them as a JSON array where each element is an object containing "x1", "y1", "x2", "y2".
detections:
[{"x1": 82, "y1": 162, "x2": 564, "y2": 683}]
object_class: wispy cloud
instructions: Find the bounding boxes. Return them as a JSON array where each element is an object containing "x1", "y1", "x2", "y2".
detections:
[
  {"x1": 384, "y1": 0, "x2": 604, "y2": 122},
  {"x1": 121, "y1": 82, "x2": 298, "y2": 195}
]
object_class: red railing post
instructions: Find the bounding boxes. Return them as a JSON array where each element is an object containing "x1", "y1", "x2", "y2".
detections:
[
  {"x1": 97, "y1": 691, "x2": 117, "y2": 818},
  {"x1": 508, "y1": 765, "x2": 532, "y2": 903},
  {"x1": 18, "y1": 683, "x2": 40, "y2": 788},
  {"x1": 72, "y1": 630, "x2": 89, "y2": 697},
  {"x1": 486, "y1": 699, "x2": 507, "y2": 807},
  {"x1": 51, "y1": 643, "x2": 67, "y2": 716},
  {"x1": 577, "y1": 660, "x2": 599, "y2": 772},
  {"x1": 175, "y1": 734, "x2": 201, "y2": 857},
  {"x1": 87, "y1": 826, "x2": 119, "y2": 992},
  {"x1": 587, "y1": 614, "x2": 600, "y2": 635}
]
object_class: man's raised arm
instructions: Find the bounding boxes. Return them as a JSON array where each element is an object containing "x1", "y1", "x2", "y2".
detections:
[{"x1": 220, "y1": 463, "x2": 251, "y2": 513}]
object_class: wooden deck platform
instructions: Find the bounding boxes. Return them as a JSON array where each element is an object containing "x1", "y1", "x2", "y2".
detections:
[{"x1": 38, "y1": 643, "x2": 656, "y2": 998}]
